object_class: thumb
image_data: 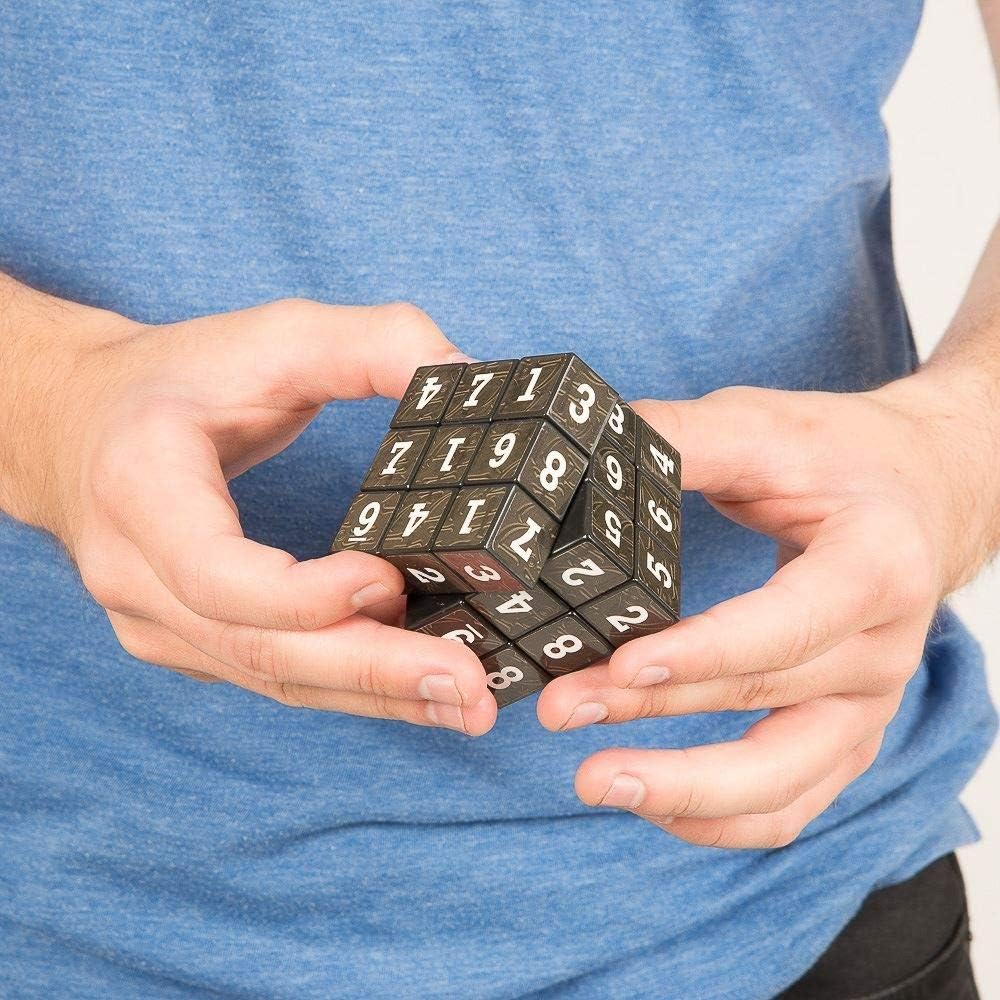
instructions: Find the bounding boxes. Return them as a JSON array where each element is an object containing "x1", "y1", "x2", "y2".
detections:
[
  {"x1": 632, "y1": 386, "x2": 792, "y2": 499},
  {"x1": 237, "y1": 299, "x2": 473, "y2": 405}
]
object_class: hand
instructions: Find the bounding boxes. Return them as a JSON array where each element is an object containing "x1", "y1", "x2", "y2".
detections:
[
  {"x1": 536, "y1": 374, "x2": 999, "y2": 847},
  {"x1": 4, "y1": 291, "x2": 495, "y2": 734}
]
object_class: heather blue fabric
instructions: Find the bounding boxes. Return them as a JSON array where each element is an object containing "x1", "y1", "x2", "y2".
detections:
[{"x1": 0, "y1": 3, "x2": 996, "y2": 998}]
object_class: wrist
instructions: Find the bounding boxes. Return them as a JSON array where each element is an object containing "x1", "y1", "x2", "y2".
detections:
[
  {"x1": 872, "y1": 361, "x2": 1000, "y2": 592},
  {"x1": 0, "y1": 277, "x2": 139, "y2": 542}
]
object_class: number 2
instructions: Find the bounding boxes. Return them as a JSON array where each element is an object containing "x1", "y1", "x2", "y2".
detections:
[
  {"x1": 606, "y1": 606, "x2": 649, "y2": 633},
  {"x1": 561, "y1": 558, "x2": 604, "y2": 587}
]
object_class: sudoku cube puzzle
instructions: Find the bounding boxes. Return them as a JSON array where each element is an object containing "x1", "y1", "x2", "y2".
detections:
[{"x1": 332, "y1": 354, "x2": 681, "y2": 709}]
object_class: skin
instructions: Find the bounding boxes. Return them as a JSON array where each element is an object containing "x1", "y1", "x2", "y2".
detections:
[
  {"x1": 0, "y1": 288, "x2": 497, "y2": 736},
  {"x1": 1, "y1": 3, "x2": 998, "y2": 850},
  {"x1": 534, "y1": 0, "x2": 1000, "y2": 847}
]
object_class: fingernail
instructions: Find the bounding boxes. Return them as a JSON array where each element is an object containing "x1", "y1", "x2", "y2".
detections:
[
  {"x1": 418, "y1": 673, "x2": 463, "y2": 706},
  {"x1": 630, "y1": 665, "x2": 670, "y2": 688},
  {"x1": 599, "y1": 774, "x2": 646, "y2": 810},
  {"x1": 351, "y1": 581, "x2": 394, "y2": 610},
  {"x1": 560, "y1": 702, "x2": 609, "y2": 731},
  {"x1": 425, "y1": 701, "x2": 467, "y2": 733},
  {"x1": 446, "y1": 350, "x2": 480, "y2": 364}
]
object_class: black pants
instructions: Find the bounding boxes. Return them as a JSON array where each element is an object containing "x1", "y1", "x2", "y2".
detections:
[{"x1": 776, "y1": 853, "x2": 978, "y2": 999}]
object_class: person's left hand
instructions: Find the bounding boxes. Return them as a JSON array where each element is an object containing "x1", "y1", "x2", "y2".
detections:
[{"x1": 535, "y1": 372, "x2": 996, "y2": 848}]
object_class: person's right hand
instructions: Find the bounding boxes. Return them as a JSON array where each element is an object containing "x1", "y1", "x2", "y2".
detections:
[{"x1": 1, "y1": 286, "x2": 495, "y2": 734}]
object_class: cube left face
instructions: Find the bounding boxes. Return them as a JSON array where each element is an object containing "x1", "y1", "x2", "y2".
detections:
[
  {"x1": 362, "y1": 427, "x2": 435, "y2": 490},
  {"x1": 332, "y1": 491, "x2": 404, "y2": 553},
  {"x1": 380, "y1": 490, "x2": 470, "y2": 594}
]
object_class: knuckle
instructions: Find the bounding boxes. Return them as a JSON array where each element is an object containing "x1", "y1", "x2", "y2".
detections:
[
  {"x1": 382, "y1": 300, "x2": 434, "y2": 333},
  {"x1": 112, "y1": 620, "x2": 183, "y2": 671},
  {"x1": 79, "y1": 559, "x2": 130, "y2": 614},
  {"x1": 852, "y1": 739, "x2": 882, "y2": 774},
  {"x1": 114, "y1": 624, "x2": 159, "y2": 663},
  {"x1": 270, "y1": 297, "x2": 320, "y2": 324},
  {"x1": 689, "y1": 610, "x2": 729, "y2": 680},
  {"x1": 880, "y1": 648, "x2": 921, "y2": 690},
  {"x1": 757, "y1": 819, "x2": 802, "y2": 849},
  {"x1": 371, "y1": 691, "x2": 400, "y2": 720},
  {"x1": 268, "y1": 681, "x2": 308, "y2": 709},
  {"x1": 732, "y1": 671, "x2": 771, "y2": 711},
  {"x1": 289, "y1": 601, "x2": 324, "y2": 632},
  {"x1": 349, "y1": 623, "x2": 395, "y2": 697},
  {"x1": 760, "y1": 765, "x2": 809, "y2": 814},
  {"x1": 228, "y1": 624, "x2": 283, "y2": 683},
  {"x1": 171, "y1": 545, "x2": 225, "y2": 620}
]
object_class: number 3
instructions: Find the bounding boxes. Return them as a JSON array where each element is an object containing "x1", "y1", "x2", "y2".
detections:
[{"x1": 569, "y1": 383, "x2": 596, "y2": 424}]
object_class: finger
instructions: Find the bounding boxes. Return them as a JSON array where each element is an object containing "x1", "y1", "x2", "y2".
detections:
[
  {"x1": 608, "y1": 512, "x2": 898, "y2": 688},
  {"x1": 539, "y1": 628, "x2": 916, "y2": 729},
  {"x1": 113, "y1": 566, "x2": 491, "y2": 705},
  {"x1": 102, "y1": 551, "x2": 489, "y2": 705},
  {"x1": 99, "y1": 412, "x2": 406, "y2": 630},
  {"x1": 203, "y1": 299, "x2": 474, "y2": 406},
  {"x1": 179, "y1": 614, "x2": 492, "y2": 707},
  {"x1": 230, "y1": 677, "x2": 497, "y2": 736},
  {"x1": 108, "y1": 611, "x2": 496, "y2": 734},
  {"x1": 662, "y1": 736, "x2": 883, "y2": 849},
  {"x1": 575, "y1": 696, "x2": 884, "y2": 820},
  {"x1": 630, "y1": 389, "x2": 816, "y2": 499}
]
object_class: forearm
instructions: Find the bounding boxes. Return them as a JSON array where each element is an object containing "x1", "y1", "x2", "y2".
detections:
[
  {"x1": 883, "y1": 216, "x2": 1000, "y2": 589},
  {"x1": 0, "y1": 273, "x2": 132, "y2": 536}
]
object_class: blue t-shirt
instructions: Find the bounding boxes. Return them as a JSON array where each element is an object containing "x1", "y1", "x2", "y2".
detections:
[{"x1": 1, "y1": 3, "x2": 996, "y2": 998}]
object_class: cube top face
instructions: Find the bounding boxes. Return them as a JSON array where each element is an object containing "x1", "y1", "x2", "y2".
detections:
[
  {"x1": 362, "y1": 427, "x2": 435, "y2": 491},
  {"x1": 332, "y1": 491, "x2": 402, "y2": 553},
  {"x1": 433, "y1": 485, "x2": 513, "y2": 551},
  {"x1": 496, "y1": 354, "x2": 617, "y2": 452},
  {"x1": 637, "y1": 420, "x2": 681, "y2": 499},
  {"x1": 391, "y1": 363, "x2": 467, "y2": 427},
  {"x1": 516, "y1": 612, "x2": 612, "y2": 676},
  {"x1": 482, "y1": 645, "x2": 551, "y2": 708},
  {"x1": 442, "y1": 359, "x2": 518, "y2": 423},
  {"x1": 467, "y1": 584, "x2": 568, "y2": 641}
]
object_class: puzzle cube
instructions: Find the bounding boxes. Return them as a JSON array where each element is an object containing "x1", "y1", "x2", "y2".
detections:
[{"x1": 331, "y1": 354, "x2": 682, "y2": 710}]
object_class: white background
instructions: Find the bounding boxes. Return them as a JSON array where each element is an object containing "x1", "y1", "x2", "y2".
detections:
[{"x1": 883, "y1": 0, "x2": 1000, "y2": 986}]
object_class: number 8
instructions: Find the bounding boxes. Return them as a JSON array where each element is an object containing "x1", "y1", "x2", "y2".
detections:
[
  {"x1": 543, "y1": 634, "x2": 583, "y2": 659},
  {"x1": 487, "y1": 665, "x2": 523, "y2": 690}
]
